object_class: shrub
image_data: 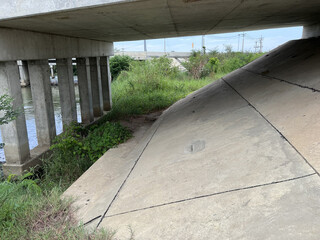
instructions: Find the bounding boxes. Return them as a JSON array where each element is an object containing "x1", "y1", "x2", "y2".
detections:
[
  {"x1": 43, "y1": 122, "x2": 131, "y2": 187},
  {"x1": 182, "y1": 50, "x2": 209, "y2": 79},
  {"x1": 109, "y1": 55, "x2": 133, "y2": 80}
]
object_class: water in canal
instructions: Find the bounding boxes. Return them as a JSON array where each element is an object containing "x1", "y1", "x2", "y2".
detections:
[{"x1": 0, "y1": 84, "x2": 81, "y2": 162}]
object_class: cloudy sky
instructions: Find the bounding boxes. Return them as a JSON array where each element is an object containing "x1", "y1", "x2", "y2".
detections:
[{"x1": 114, "y1": 26, "x2": 303, "y2": 53}]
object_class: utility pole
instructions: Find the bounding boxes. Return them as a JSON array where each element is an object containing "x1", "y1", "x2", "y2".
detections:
[
  {"x1": 254, "y1": 40, "x2": 259, "y2": 53},
  {"x1": 144, "y1": 40, "x2": 147, "y2": 52},
  {"x1": 259, "y1": 36, "x2": 264, "y2": 53},
  {"x1": 164, "y1": 38, "x2": 166, "y2": 53},
  {"x1": 240, "y1": 33, "x2": 246, "y2": 52},
  {"x1": 238, "y1": 34, "x2": 241, "y2": 52}
]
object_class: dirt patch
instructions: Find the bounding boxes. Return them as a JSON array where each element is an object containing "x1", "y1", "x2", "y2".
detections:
[{"x1": 119, "y1": 110, "x2": 163, "y2": 133}]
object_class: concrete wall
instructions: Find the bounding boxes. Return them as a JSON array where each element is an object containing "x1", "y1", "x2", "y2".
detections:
[{"x1": 0, "y1": 27, "x2": 113, "y2": 61}]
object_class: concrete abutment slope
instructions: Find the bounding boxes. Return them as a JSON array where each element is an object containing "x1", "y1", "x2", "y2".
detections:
[{"x1": 64, "y1": 37, "x2": 320, "y2": 239}]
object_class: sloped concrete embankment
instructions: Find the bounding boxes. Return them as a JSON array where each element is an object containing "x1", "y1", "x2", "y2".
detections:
[{"x1": 64, "y1": 37, "x2": 320, "y2": 239}]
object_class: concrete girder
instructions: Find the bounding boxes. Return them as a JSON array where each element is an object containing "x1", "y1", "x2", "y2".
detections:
[{"x1": 0, "y1": 27, "x2": 113, "y2": 62}]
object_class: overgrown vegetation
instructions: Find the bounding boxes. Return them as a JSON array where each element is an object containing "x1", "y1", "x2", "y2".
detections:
[
  {"x1": 0, "y1": 173, "x2": 114, "y2": 240},
  {"x1": 182, "y1": 47, "x2": 264, "y2": 79},
  {"x1": 109, "y1": 55, "x2": 134, "y2": 80},
  {"x1": 1, "y1": 121, "x2": 131, "y2": 239},
  {"x1": 107, "y1": 56, "x2": 212, "y2": 120},
  {"x1": 1, "y1": 49, "x2": 264, "y2": 239},
  {"x1": 43, "y1": 122, "x2": 131, "y2": 187}
]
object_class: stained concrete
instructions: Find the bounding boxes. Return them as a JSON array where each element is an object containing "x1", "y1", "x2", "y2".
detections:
[{"x1": 65, "y1": 38, "x2": 320, "y2": 238}]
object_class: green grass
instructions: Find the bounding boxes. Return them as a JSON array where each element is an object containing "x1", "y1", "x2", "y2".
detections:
[
  {"x1": 1, "y1": 122, "x2": 131, "y2": 240},
  {"x1": 0, "y1": 174, "x2": 114, "y2": 240},
  {"x1": 107, "y1": 57, "x2": 215, "y2": 120}
]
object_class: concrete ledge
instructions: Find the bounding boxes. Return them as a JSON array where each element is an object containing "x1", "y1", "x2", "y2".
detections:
[
  {"x1": 0, "y1": 27, "x2": 114, "y2": 61},
  {"x1": 2, "y1": 145, "x2": 51, "y2": 176}
]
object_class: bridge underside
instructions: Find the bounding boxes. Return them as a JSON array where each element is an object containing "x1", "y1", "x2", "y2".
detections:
[{"x1": 0, "y1": 0, "x2": 320, "y2": 42}]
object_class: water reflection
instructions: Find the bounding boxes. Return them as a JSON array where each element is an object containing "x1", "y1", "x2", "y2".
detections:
[{"x1": 0, "y1": 84, "x2": 81, "y2": 162}]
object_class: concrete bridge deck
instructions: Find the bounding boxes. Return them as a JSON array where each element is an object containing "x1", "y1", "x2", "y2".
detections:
[
  {"x1": 64, "y1": 37, "x2": 320, "y2": 239},
  {"x1": 1, "y1": 0, "x2": 320, "y2": 42}
]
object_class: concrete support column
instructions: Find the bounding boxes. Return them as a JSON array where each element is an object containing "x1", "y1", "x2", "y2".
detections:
[
  {"x1": 77, "y1": 58, "x2": 94, "y2": 124},
  {"x1": 303, "y1": 23, "x2": 320, "y2": 38},
  {"x1": 89, "y1": 57, "x2": 103, "y2": 117},
  {"x1": 28, "y1": 60, "x2": 56, "y2": 146},
  {"x1": 100, "y1": 56, "x2": 112, "y2": 111},
  {"x1": 0, "y1": 61, "x2": 30, "y2": 174},
  {"x1": 18, "y1": 60, "x2": 30, "y2": 87},
  {"x1": 56, "y1": 58, "x2": 77, "y2": 128}
]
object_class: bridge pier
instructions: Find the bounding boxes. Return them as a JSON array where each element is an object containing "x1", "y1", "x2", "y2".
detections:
[
  {"x1": 0, "y1": 61, "x2": 30, "y2": 175},
  {"x1": 18, "y1": 60, "x2": 30, "y2": 87},
  {"x1": 56, "y1": 58, "x2": 77, "y2": 129},
  {"x1": 100, "y1": 56, "x2": 112, "y2": 111},
  {"x1": 303, "y1": 23, "x2": 320, "y2": 38},
  {"x1": 77, "y1": 57, "x2": 94, "y2": 124},
  {"x1": 89, "y1": 57, "x2": 103, "y2": 118},
  {"x1": 28, "y1": 60, "x2": 56, "y2": 147},
  {"x1": 0, "y1": 27, "x2": 113, "y2": 175}
]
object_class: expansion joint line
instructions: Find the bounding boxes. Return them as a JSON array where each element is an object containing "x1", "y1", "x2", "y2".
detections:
[
  {"x1": 221, "y1": 77, "x2": 320, "y2": 177},
  {"x1": 95, "y1": 116, "x2": 164, "y2": 230},
  {"x1": 243, "y1": 68, "x2": 320, "y2": 93},
  {"x1": 105, "y1": 173, "x2": 316, "y2": 219}
]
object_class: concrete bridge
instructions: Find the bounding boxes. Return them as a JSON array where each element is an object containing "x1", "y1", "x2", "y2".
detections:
[
  {"x1": 0, "y1": 0, "x2": 319, "y2": 175},
  {"x1": 1, "y1": 0, "x2": 320, "y2": 238}
]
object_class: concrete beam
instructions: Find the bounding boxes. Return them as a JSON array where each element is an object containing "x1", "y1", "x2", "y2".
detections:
[
  {"x1": 0, "y1": 27, "x2": 113, "y2": 61},
  {"x1": 77, "y1": 57, "x2": 94, "y2": 124},
  {"x1": 89, "y1": 57, "x2": 103, "y2": 117},
  {"x1": 56, "y1": 58, "x2": 77, "y2": 128},
  {"x1": 28, "y1": 60, "x2": 56, "y2": 146},
  {"x1": 0, "y1": 61, "x2": 30, "y2": 172},
  {"x1": 303, "y1": 23, "x2": 320, "y2": 38},
  {"x1": 100, "y1": 56, "x2": 112, "y2": 111}
]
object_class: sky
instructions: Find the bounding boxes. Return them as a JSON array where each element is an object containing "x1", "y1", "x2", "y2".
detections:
[{"x1": 114, "y1": 26, "x2": 303, "y2": 53}]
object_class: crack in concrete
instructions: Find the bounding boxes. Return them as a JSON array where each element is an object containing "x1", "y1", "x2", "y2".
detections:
[
  {"x1": 206, "y1": 0, "x2": 245, "y2": 34},
  {"x1": 84, "y1": 215, "x2": 102, "y2": 226},
  {"x1": 167, "y1": 0, "x2": 179, "y2": 36},
  {"x1": 222, "y1": 77, "x2": 320, "y2": 177},
  {"x1": 243, "y1": 68, "x2": 320, "y2": 93},
  {"x1": 104, "y1": 173, "x2": 316, "y2": 219},
  {"x1": 95, "y1": 116, "x2": 164, "y2": 230}
]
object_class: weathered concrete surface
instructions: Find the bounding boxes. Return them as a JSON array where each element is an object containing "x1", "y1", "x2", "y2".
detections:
[
  {"x1": 103, "y1": 176, "x2": 320, "y2": 240},
  {"x1": 0, "y1": 0, "x2": 319, "y2": 42},
  {"x1": 65, "y1": 38, "x2": 320, "y2": 239}
]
